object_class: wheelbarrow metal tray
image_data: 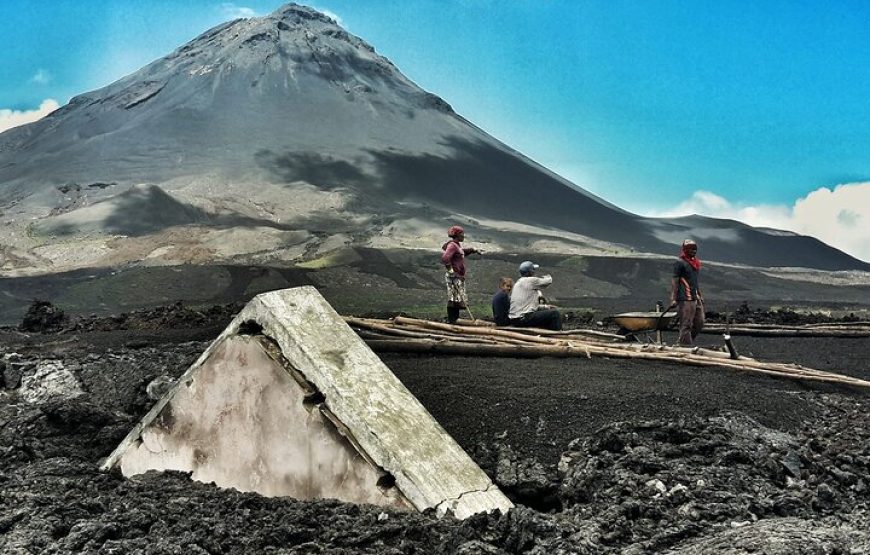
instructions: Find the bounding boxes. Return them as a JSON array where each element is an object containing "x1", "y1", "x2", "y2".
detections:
[{"x1": 612, "y1": 311, "x2": 677, "y2": 332}]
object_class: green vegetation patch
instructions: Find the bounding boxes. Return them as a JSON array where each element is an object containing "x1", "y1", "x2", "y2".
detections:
[{"x1": 297, "y1": 248, "x2": 361, "y2": 269}]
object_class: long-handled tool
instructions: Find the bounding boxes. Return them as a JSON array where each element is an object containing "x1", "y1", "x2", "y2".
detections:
[{"x1": 459, "y1": 281, "x2": 475, "y2": 321}]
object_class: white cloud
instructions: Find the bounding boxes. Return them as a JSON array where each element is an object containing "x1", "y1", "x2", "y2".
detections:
[
  {"x1": 313, "y1": 6, "x2": 346, "y2": 28},
  {"x1": 648, "y1": 183, "x2": 870, "y2": 263},
  {"x1": 29, "y1": 69, "x2": 51, "y2": 85},
  {"x1": 0, "y1": 99, "x2": 60, "y2": 133},
  {"x1": 220, "y1": 3, "x2": 257, "y2": 19}
]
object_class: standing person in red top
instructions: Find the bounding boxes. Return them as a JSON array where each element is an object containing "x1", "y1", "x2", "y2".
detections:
[
  {"x1": 441, "y1": 225, "x2": 481, "y2": 324},
  {"x1": 669, "y1": 239, "x2": 705, "y2": 346}
]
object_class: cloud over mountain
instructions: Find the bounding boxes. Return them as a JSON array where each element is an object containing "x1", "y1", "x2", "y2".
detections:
[
  {"x1": 0, "y1": 98, "x2": 59, "y2": 133},
  {"x1": 220, "y1": 3, "x2": 258, "y2": 19},
  {"x1": 654, "y1": 183, "x2": 870, "y2": 263}
]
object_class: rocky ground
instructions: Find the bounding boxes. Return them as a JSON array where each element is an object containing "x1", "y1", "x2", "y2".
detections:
[{"x1": 1, "y1": 303, "x2": 868, "y2": 554}]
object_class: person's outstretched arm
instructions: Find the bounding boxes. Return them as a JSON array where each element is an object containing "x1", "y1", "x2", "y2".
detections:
[{"x1": 532, "y1": 275, "x2": 553, "y2": 289}]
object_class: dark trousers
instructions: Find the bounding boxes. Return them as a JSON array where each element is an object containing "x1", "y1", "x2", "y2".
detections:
[
  {"x1": 510, "y1": 308, "x2": 562, "y2": 331},
  {"x1": 447, "y1": 306, "x2": 461, "y2": 324},
  {"x1": 677, "y1": 300, "x2": 705, "y2": 346}
]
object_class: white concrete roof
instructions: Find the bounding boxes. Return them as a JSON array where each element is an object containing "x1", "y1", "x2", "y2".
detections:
[{"x1": 102, "y1": 286, "x2": 513, "y2": 519}]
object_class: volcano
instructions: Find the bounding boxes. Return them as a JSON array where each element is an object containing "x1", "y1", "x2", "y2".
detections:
[{"x1": 0, "y1": 3, "x2": 866, "y2": 275}]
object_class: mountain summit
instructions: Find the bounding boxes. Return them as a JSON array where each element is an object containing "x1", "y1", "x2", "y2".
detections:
[{"x1": 0, "y1": 2, "x2": 866, "y2": 274}]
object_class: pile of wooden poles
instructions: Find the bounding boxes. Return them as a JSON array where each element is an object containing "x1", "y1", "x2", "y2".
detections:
[
  {"x1": 701, "y1": 321, "x2": 870, "y2": 338},
  {"x1": 345, "y1": 316, "x2": 870, "y2": 390}
]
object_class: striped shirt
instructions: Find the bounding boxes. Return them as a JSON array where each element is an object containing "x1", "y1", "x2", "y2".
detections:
[{"x1": 673, "y1": 259, "x2": 700, "y2": 301}]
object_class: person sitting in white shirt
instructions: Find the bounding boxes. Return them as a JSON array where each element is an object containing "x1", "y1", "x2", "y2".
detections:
[{"x1": 508, "y1": 261, "x2": 562, "y2": 330}]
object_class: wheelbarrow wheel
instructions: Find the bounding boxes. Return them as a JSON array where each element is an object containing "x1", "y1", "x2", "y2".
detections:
[{"x1": 617, "y1": 327, "x2": 641, "y2": 342}]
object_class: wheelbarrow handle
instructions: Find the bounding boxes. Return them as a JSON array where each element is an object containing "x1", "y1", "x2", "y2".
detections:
[{"x1": 656, "y1": 310, "x2": 670, "y2": 330}]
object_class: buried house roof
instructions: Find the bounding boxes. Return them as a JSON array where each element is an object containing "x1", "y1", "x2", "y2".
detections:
[{"x1": 101, "y1": 286, "x2": 513, "y2": 519}]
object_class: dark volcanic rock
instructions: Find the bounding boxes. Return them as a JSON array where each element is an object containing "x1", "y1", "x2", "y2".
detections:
[
  {"x1": 70, "y1": 301, "x2": 242, "y2": 333},
  {"x1": 664, "y1": 517, "x2": 870, "y2": 554},
  {"x1": 0, "y1": 324, "x2": 867, "y2": 553},
  {"x1": 556, "y1": 408, "x2": 870, "y2": 552},
  {"x1": 19, "y1": 300, "x2": 68, "y2": 333},
  {"x1": 705, "y1": 302, "x2": 867, "y2": 326},
  {"x1": 2, "y1": 353, "x2": 29, "y2": 389}
]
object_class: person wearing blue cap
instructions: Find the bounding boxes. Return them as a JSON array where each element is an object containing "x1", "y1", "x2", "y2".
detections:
[{"x1": 508, "y1": 261, "x2": 562, "y2": 330}]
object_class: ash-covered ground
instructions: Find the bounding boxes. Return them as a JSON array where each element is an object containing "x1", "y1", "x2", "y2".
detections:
[{"x1": 1, "y1": 304, "x2": 868, "y2": 554}]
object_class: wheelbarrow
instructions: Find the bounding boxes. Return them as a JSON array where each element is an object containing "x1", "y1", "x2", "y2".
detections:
[{"x1": 612, "y1": 310, "x2": 678, "y2": 342}]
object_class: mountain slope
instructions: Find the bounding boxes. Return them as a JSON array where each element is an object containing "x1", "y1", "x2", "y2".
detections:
[{"x1": 0, "y1": 3, "x2": 866, "y2": 274}]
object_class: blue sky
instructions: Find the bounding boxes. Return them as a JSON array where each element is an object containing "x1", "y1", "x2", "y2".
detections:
[{"x1": 2, "y1": 1, "x2": 869, "y2": 260}]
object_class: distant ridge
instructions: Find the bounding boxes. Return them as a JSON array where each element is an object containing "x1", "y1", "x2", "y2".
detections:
[{"x1": 1, "y1": 2, "x2": 867, "y2": 273}]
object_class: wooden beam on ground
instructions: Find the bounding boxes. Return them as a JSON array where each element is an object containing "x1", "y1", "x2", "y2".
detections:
[
  {"x1": 362, "y1": 336, "x2": 870, "y2": 389},
  {"x1": 456, "y1": 317, "x2": 627, "y2": 341},
  {"x1": 701, "y1": 324, "x2": 870, "y2": 338},
  {"x1": 393, "y1": 316, "x2": 565, "y2": 345},
  {"x1": 348, "y1": 315, "x2": 870, "y2": 391}
]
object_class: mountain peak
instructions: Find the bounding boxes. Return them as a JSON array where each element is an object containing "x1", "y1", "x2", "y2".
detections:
[
  {"x1": 160, "y1": 2, "x2": 382, "y2": 75},
  {"x1": 2, "y1": 3, "x2": 867, "y2": 275},
  {"x1": 271, "y1": 3, "x2": 338, "y2": 26}
]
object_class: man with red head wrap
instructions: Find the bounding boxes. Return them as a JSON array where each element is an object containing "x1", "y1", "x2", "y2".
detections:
[
  {"x1": 669, "y1": 239, "x2": 705, "y2": 346},
  {"x1": 441, "y1": 226, "x2": 482, "y2": 324}
]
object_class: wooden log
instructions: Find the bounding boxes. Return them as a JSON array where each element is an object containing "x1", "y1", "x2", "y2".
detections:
[
  {"x1": 700, "y1": 326, "x2": 870, "y2": 338},
  {"x1": 512, "y1": 336, "x2": 864, "y2": 384},
  {"x1": 394, "y1": 316, "x2": 564, "y2": 345},
  {"x1": 354, "y1": 328, "x2": 506, "y2": 346},
  {"x1": 357, "y1": 317, "x2": 578, "y2": 349},
  {"x1": 349, "y1": 316, "x2": 602, "y2": 349},
  {"x1": 351, "y1": 315, "x2": 622, "y2": 345},
  {"x1": 508, "y1": 327, "x2": 626, "y2": 341},
  {"x1": 387, "y1": 322, "x2": 541, "y2": 347},
  {"x1": 346, "y1": 317, "x2": 508, "y2": 345},
  {"x1": 456, "y1": 317, "x2": 626, "y2": 341},
  {"x1": 350, "y1": 316, "x2": 870, "y2": 388},
  {"x1": 607, "y1": 349, "x2": 863, "y2": 384},
  {"x1": 803, "y1": 321, "x2": 870, "y2": 328},
  {"x1": 455, "y1": 318, "x2": 495, "y2": 327},
  {"x1": 361, "y1": 337, "x2": 870, "y2": 389},
  {"x1": 383, "y1": 319, "x2": 619, "y2": 354},
  {"x1": 674, "y1": 358, "x2": 870, "y2": 388},
  {"x1": 704, "y1": 321, "x2": 870, "y2": 330},
  {"x1": 358, "y1": 318, "x2": 843, "y2": 371},
  {"x1": 457, "y1": 319, "x2": 623, "y2": 335},
  {"x1": 359, "y1": 317, "x2": 819, "y2": 370},
  {"x1": 365, "y1": 339, "x2": 572, "y2": 358},
  {"x1": 610, "y1": 345, "x2": 839, "y2": 380},
  {"x1": 394, "y1": 318, "x2": 621, "y2": 350},
  {"x1": 625, "y1": 343, "x2": 746, "y2": 360}
]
